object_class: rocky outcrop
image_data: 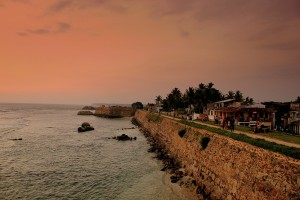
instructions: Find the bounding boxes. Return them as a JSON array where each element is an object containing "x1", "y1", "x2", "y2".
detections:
[
  {"x1": 134, "y1": 110, "x2": 300, "y2": 200},
  {"x1": 108, "y1": 134, "x2": 137, "y2": 141},
  {"x1": 78, "y1": 122, "x2": 94, "y2": 132},
  {"x1": 10, "y1": 138, "x2": 23, "y2": 141},
  {"x1": 94, "y1": 106, "x2": 135, "y2": 118},
  {"x1": 77, "y1": 110, "x2": 94, "y2": 115},
  {"x1": 82, "y1": 106, "x2": 96, "y2": 110}
]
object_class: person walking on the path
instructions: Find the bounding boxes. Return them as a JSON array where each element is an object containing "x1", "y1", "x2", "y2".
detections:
[{"x1": 230, "y1": 117, "x2": 235, "y2": 132}]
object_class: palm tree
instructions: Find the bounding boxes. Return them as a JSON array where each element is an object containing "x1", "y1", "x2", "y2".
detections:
[
  {"x1": 234, "y1": 90, "x2": 244, "y2": 102},
  {"x1": 155, "y1": 95, "x2": 162, "y2": 104},
  {"x1": 226, "y1": 91, "x2": 235, "y2": 99},
  {"x1": 184, "y1": 87, "x2": 196, "y2": 105}
]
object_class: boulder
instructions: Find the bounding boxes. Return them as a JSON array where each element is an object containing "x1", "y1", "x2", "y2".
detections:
[
  {"x1": 10, "y1": 138, "x2": 23, "y2": 141},
  {"x1": 82, "y1": 106, "x2": 96, "y2": 110},
  {"x1": 116, "y1": 134, "x2": 131, "y2": 141},
  {"x1": 78, "y1": 122, "x2": 94, "y2": 132},
  {"x1": 77, "y1": 110, "x2": 94, "y2": 115}
]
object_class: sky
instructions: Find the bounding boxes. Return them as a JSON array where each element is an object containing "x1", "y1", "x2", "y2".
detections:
[{"x1": 0, "y1": 0, "x2": 300, "y2": 105}]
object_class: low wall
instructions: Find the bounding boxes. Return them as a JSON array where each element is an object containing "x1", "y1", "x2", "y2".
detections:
[
  {"x1": 94, "y1": 106, "x2": 134, "y2": 118},
  {"x1": 135, "y1": 110, "x2": 300, "y2": 200}
]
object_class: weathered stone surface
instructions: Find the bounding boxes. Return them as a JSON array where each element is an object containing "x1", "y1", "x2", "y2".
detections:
[
  {"x1": 116, "y1": 134, "x2": 131, "y2": 141},
  {"x1": 77, "y1": 110, "x2": 94, "y2": 115},
  {"x1": 94, "y1": 106, "x2": 135, "y2": 118},
  {"x1": 10, "y1": 138, "x2": 23, "y2": 141},
  {"x1": 78, "y1": 122, "x2": 94, "y2": 132},
  {"x1": 134, "y1": 110, "x2": 300, "y2": 200},
  {"x1": 82, "y1": 106, "x2": 96, "y2": 110}
]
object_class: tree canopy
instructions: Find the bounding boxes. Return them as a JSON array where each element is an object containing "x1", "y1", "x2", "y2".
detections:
[
  {"x1": 159, "y1": 82, "x2": 254, "y2": 112},
  {"x1": 131, "y1": 102, "x2": 143, "y2": 109}
]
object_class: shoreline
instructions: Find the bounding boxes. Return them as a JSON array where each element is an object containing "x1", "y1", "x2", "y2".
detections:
[
  {"x1": 132, "y1": 118, "x2": 202, "y2": 200},
  {"x1": 162, "y1": 173, "x2": 201, "y2": 200}
]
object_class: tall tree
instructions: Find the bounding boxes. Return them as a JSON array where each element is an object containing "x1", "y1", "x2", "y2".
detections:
[
  {"x1": 226, "y1": 91, "x2": 235, "y2": 99},
  {"x1": 194, "y1": 82, "x2": 223, "y2": 113},
  {"x1": 131, "y1": 102, "x2": 143, "y2": 109},
  {"x1": 234, "y1": 90, "x2": 244, "y2": 102},
  {"x1": 155, "y1": 95, "x2": 162, "y2": 104},
  {"x1": 244, "y1": 96, "x2": 254, "y2": 105},
  {"x1": 184, "y1": 87, "x2": 196, "y2": 105},
  {"x1": 163, "y1": 88, "x2": 183, "y2": 110}
]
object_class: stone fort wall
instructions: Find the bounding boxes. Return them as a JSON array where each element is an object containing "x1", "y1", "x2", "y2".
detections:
[
  {"x1": 135, "y1": 110, "x2": 300, "y2": 199},
  {"x1": 94, "y1": 106, "x2": 134, "y2": 118}
]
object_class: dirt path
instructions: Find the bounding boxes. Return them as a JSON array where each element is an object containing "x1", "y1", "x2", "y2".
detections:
[{"x1": 162, "y1": 114, "x2": 300, "y2": 149}]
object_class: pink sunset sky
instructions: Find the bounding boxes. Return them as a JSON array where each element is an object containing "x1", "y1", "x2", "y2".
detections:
[{"x1": 0, "y1": 0, "x2": 299, "y2": 105}]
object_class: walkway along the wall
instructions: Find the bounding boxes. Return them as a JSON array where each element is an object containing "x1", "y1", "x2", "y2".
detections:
[{"x1": 134, "y1": 110, "x2": 300, "y2": 200}]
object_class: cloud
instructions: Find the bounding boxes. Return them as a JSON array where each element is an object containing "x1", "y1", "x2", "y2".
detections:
[
  {"x1": 28, "y1": 28, "x2": 51, "y2": 35},
  {"x1": 48, "y1": 0, "x2": 74, "y2": 13},
  {"x1": 0, "y1": 0, "x2": 5, "y2": 7},
  {"x1": 17, "y1": 22, "x2": 71, "y2": 36},
  {"x1": 17, "y1": 32, "x2": 28, "y2": 36},
  {"x1": 150, "y1": 0, "x2": 300, "y2": 21},
  {"x1": 12, "y1": 0, "x2": 31, "y2": 4},
  {"x1": 47, "y1": 0, "x2": 127, "y2": 14},
  {"x1": 247, "y1": 25, "x2": 288, "y2": 42},
  {"x1": 179, "y1": 30, "x2": 190, "y2": 38},
  {"x1": 57, "y1": 22, "x2": 71, "y2": 33},
  {"x1": 0, "y1": 0, "x2": 31, "y2": 6},
  {"x1": 260, "y1": 40, "x2": 300, "y2": 51}
]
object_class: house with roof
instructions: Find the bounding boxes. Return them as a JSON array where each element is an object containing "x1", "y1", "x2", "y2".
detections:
[
  {"x1": 262, "y1": 102, "x2": 300, "y2": 134},
  {"x1": 288, "y1": 103, "x2": 300, "y2": 134},
  {"x1": 206, "y1": 99, "x2": 276, "y2": 129}
]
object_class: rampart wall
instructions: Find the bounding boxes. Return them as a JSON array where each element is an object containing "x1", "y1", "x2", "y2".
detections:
[{"x1": 135, "y1": 110, "x2": 300, "y2": 199}]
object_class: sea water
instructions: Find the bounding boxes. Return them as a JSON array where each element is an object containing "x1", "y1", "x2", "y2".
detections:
[{"x1": 0, "y1": 103, "x2": 184, "y2": 200}]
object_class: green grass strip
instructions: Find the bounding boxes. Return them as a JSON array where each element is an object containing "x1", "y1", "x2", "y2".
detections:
[{"x1": 179, "y1": 120, "x2": 300, "y2": 160}]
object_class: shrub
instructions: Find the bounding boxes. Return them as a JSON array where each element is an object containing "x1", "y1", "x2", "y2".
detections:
[
  {"x1": 147, "y1": 112, "x2": 162, "y2": 123},
  {"x1": 200, "y1": 136, "x2": 210, "y2": 150},
  {"x1": 178, "y1": 129, "x2": 186, "y2": 138}
]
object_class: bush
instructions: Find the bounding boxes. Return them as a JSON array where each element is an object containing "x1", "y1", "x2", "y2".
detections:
[
  {"x1": 178, "y1": 129, "x2": 186, "y2": 138},
  {"x1": 147, "y1": 112, "x2": 162, "y2": 123},
  {"x1": 200, "y1": 136, "x2": 210, "y2": 150}
]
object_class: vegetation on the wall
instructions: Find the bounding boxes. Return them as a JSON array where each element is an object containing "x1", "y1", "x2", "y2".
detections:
[
  {"x1": 178, "y1": 129, "x2": 186, "y2": 138},
  {"x1": 147, "y1": 112, "x2": 162, "y2": 123},
  {"x1": 200, "y1": 136, "x2": 210, "y2": 150},
  {"x1": 179, "y1": 120, "x2": 300, "y2": 160}
]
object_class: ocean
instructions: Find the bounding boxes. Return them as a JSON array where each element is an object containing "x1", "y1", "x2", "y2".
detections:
[{"x1": 0, "y1": 103, "x2": 186, "y2": 200}]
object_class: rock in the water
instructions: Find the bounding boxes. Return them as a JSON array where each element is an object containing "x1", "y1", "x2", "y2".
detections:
[
  {"x1": 77, "y1": 110, "x2": 94, "y2": 115},
  {"x1": 78, "y1": 122, "x2": 94, "y2": 132},
  {"x1": 10, "y1": 138, "x2": 23, "y2": 141},
  {"x1": 82, "y1": 122, "x2": 91, "y2": 128},
  {"x1": 82, "y1": 106, "x2": 96, "y2": 110},
  {"x1": 116, "y1": 134, "x2": 131, "y2": 141}
]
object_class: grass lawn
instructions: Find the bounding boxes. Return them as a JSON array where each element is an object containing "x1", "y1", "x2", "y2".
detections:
[
  {"x1": 258, "y1": 132, "x2": 300, "y2": 145},
  {"x1": 179, "y1": 119, "x2": 300, "y2": 159},
  {"x1": 201, "y1": 121, "x2": 300, "y2": 145},
  {"x1": 149, "y1": 112, "x2": 300, "y2": 159}
]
